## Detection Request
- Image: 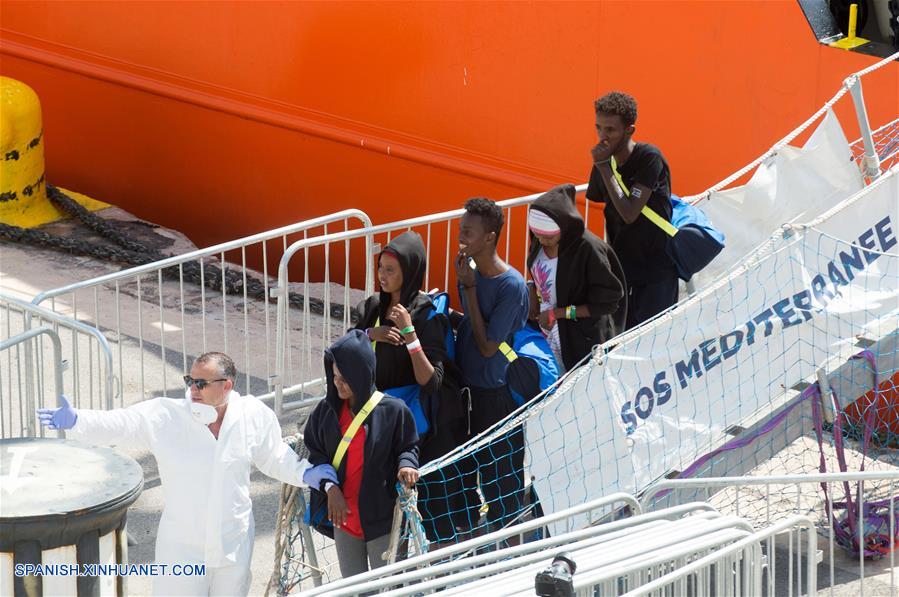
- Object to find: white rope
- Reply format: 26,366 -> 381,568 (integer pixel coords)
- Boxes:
383,485 -> 429,563
384,494 -> 405,564
850,49 -> 899,78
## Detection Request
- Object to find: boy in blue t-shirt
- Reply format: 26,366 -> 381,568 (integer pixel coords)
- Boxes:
454,197 -> 529,532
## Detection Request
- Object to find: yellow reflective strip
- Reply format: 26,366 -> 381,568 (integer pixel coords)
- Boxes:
610,156 -> 630,197
498,342 -> 518,362
612,157 -> 678,238
371,316 -> 379,350
641,206 -> 678,237
332,391 -> 384,469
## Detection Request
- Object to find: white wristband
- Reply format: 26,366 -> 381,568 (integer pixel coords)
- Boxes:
405,339 -> 422,353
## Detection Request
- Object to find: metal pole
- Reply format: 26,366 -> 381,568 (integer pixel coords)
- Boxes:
845,75 -> 881,180
273,282 -> 285,415
21,311 -> 36,436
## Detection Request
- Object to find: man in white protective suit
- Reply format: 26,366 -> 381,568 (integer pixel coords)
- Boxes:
37,351 -> 338,596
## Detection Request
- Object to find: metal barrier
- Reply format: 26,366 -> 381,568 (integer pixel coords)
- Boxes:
642,471 -> 899,596
1,293 -> 115,438
308,501 -> 815,596
272,184 -> 591,413
299,492 -> 647,596
434,513 -> 759,597
307,500 -> 766,597
620,515 -> 817,597
1,326 -> 63,439
28,210 -> 370,408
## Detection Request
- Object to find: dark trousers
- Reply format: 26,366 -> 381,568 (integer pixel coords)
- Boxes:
626,274 -> 679,330
417,416 -> 468,542
455,385 -> 526,530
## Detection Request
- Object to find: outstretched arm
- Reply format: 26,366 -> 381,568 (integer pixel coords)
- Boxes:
54,396 -> 152,450
252,406 -> 320,487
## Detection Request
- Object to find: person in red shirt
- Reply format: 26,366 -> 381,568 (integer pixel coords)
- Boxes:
303,330 -> 420,577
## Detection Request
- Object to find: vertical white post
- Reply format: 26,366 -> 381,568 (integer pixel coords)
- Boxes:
365,231 -> 375,297
845,75 -> 880,180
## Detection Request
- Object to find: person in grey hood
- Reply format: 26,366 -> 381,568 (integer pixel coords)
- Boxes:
303,330 -> 419,577
527,183 -> 627,372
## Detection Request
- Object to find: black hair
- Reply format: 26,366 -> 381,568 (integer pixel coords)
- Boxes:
463,197 -> 504,238
195,352 -> 237,381
594,91 -> 638,127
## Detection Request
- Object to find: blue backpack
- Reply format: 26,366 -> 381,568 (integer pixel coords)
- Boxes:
499,322 -> 560,407
665,194 -> 726,282
610,157 -> 724,282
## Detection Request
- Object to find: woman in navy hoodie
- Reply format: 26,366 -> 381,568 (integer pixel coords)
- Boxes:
303,330 -> 420,577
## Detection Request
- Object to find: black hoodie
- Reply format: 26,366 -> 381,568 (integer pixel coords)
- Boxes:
303,329 -> 419,540
526,184 -> 627,370
353,231 -> 464,450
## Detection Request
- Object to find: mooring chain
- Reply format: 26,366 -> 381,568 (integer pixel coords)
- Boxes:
0,184 -> 354,321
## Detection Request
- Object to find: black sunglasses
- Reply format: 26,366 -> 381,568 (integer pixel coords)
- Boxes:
183,375 -> 228,390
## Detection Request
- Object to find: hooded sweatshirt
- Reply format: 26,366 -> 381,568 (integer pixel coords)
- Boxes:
354,231 -> 464,448
527,184 -> 627,370
303,330 -> 419,540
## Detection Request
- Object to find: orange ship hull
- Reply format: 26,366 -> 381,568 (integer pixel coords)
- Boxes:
0,1 -> 896,253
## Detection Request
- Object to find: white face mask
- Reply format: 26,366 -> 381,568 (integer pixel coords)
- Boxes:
184,389 -> 228,426
190,401 -> 219,425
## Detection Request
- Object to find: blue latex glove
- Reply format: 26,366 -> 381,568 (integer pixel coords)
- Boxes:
303,463 -> 338,490
36,395 -> 78,430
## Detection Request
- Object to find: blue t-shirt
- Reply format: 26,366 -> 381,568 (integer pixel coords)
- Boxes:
455,267 -> 529,389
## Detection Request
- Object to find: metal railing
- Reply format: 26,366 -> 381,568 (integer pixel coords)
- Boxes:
621,515 -> 817,597
308,500 -> 767,597
642,471 -> 899,596
272,184 -> 591,413
28,210 -> 371,408
1,293 -> 115,438
434,514 -> 759,597
300,492 -> 647,596
0,326 -> 63,439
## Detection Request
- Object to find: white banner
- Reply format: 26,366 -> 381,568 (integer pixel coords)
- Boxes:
692,109 -> 864,291
528,170 -> 898,523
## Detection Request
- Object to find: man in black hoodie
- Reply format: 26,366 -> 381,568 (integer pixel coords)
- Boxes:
527,184 -> 627,371
303,330 -> 419,577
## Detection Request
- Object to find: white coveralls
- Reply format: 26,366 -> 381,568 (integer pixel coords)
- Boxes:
69,391 -> 310,596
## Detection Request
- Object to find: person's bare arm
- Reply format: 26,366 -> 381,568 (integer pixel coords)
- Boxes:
591,144 -> 651,224
455,251 -> 501,358
593,162 -> 651,224
388,303 -> 436,387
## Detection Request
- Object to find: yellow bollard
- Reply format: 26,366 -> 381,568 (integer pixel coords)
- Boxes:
829,3 -> 870,50
0,77 -> 108,228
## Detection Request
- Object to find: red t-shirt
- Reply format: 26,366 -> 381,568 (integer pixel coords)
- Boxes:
338,401 -> 366,538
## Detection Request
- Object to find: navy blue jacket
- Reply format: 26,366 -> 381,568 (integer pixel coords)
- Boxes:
303,330 -> 419,539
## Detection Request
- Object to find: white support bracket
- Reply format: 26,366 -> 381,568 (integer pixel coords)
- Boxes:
816,368 -> 835,424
